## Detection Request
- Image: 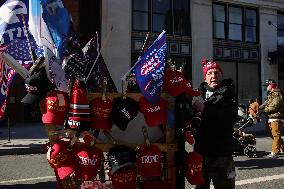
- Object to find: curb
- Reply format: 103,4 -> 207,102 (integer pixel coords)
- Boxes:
0,143 -> 45,155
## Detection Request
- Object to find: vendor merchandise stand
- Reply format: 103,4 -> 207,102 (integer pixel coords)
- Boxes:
87,92 -> 180,189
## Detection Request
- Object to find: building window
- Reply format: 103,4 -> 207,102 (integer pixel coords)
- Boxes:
213,4 -> 225,39
133,0 -> 149,31
277,13 -> 284,46
229,6 -> 242,41
132,0 -> 190,35
174,0 -> 190,35
152,0 -> 171,32
213,3 -> 258,43
245,9 -> 257,42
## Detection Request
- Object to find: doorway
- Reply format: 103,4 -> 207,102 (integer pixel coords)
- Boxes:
79,0 -> 101,45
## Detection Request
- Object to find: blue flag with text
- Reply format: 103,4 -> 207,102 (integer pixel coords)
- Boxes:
133,30 -> 167,105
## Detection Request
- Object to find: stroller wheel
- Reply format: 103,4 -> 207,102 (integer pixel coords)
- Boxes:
244,145 -> 256,158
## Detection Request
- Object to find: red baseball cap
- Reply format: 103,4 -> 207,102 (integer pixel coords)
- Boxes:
75,144 -> 103,181
90,97 -> 113,131
47,140 -> 77,180
109,165 -> 137,189
42,90 -> 69,125
139,97 -> 168,127
136,144 -> 163,177
164,70 -> 201,97
185,151 -> 204,185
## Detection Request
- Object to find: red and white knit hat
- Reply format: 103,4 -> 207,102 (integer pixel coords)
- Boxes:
201,58 -> 223,79
67,80 -> 91,131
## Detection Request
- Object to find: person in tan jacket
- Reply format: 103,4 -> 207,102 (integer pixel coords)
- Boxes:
259,79 -> 284,158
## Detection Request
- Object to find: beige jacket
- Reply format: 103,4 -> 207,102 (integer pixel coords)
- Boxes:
259,89 -> 284,119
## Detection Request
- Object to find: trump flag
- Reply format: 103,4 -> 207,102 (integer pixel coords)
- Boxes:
0,0 -> 34,119
133,30 -> 167,105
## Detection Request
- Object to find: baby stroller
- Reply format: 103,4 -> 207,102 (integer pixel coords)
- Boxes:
233,105 -> 257,158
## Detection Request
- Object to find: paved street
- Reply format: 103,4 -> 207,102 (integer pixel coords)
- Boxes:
0,136 -> 283,189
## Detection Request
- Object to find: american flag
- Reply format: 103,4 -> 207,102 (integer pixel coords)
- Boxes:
0,44 -> 16,118
133,30 -> 167,105
0,0 -> 34,119
5,38 -> 38,62
83,35 -> 117,93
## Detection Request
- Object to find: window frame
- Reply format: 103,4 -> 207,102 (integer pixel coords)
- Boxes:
213,2 -> 258,43
228,5 -> 243,41
152,0 -> 172,33
244,7 -> 258,43
277,11 -> 284,46
213,3 -> 227,39
132,0 -> 190,36
132,0 -> 151,31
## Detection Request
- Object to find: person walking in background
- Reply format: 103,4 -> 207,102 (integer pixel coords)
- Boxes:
192,58 -> 238,189
258,79 -> 284,158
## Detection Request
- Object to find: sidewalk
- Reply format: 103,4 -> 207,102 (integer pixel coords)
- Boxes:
0,120 -> 272,156
0,122 -> 48,155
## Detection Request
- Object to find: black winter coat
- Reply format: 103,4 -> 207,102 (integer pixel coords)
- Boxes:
194,79 -> 238,157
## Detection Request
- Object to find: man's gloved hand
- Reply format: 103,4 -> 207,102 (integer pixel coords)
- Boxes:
257,108 -> 265,114
259,104 -> 264,110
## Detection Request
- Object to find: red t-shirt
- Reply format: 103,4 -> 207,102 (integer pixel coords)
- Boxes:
136,144 -> 163,177
90,97 -> 113,130
75,144 -> 103,181
139,97 -> 168,127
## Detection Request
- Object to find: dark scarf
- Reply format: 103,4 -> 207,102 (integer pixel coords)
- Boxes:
199,79 -> 235,105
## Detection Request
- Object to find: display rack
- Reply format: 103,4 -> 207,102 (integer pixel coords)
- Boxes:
87,92 -> 178,189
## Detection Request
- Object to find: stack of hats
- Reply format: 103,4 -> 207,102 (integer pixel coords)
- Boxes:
21,67 -> 54,104
66,80 -> 91,132
47,140 -> 77,181
136,144 -> 163,177
89,97 -> 113,131
139,97 -> 168,127
110,96 -> 139,131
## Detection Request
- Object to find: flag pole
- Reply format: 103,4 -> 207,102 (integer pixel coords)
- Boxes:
121,32 -> 149,81
21,14 -> 35,64
85,26 -> 113,82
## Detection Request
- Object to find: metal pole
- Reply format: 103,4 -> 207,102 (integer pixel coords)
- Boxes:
7,117 -> 10,142
121,32 -> 150,81
21,14 -> 35,64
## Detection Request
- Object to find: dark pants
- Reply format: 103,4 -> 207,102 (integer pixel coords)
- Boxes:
195,156 -> 235,189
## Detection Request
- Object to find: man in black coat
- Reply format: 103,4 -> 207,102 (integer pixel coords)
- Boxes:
192,58 -> 238,189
